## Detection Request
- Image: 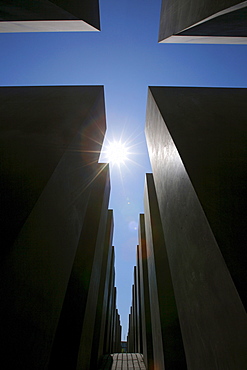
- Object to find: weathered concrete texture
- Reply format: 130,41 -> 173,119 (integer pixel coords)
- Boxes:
0,0 -> 100,32
138,215 -> 154,370
145,86 -> 247,369
159,0 -> 247,43
0,85 -> 119,369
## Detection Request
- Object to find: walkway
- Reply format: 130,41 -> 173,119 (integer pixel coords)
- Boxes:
99,353 -> 146,369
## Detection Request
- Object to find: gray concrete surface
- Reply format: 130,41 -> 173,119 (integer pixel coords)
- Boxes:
145,86 -> 247,369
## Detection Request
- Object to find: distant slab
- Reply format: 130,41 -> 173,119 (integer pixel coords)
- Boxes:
0,0 -> 100,32
159,0 -> 247,43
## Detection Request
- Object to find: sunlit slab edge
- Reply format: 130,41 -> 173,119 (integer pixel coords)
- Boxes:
0,20 -> 99,33
159,1 -> 247,44
159,35 -> 247,44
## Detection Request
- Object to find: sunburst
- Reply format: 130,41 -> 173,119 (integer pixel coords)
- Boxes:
104,140 -> 129,166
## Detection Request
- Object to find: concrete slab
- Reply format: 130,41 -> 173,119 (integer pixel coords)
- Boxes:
0,0 -> 100,32
137,215 -> 154,370
159,0 -> 247,43
0,85 -> 113,369
144,173 -> 187,369
145,86 -> 247,369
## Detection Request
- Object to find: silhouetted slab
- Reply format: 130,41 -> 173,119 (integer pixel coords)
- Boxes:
95,212 -> 114,365
0,85 -> 109,369
0,85 -> 105,257
138,215 -> 154,370
0,0 -> 100,32
135,248 -> 143,354
49,166 -> 111,370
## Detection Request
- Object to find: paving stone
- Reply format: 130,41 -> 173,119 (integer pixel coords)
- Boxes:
99,353 -> 146,369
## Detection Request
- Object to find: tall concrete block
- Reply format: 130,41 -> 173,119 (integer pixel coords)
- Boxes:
49,165 -> 110,369
111,287 -> 117,352
96,214 -> 114,363
131,259 -> 143,354
159,0 -> 247,43
136,247 -> 143,353
132,271 -> 138,351
144,173 -> 187,370
128,257 -> 146,356
138,214 -> 154,369
147,86 -> 247,310
0,85 -> 108,369
103,247 -> 115,354
89,210 -> 114,367
0,85 -> 105,258
117,315 -> 121,353
111,302 -> 117,353
128,307 -> 134,353
98,253 -> 121,356
113,310 -> 122,353
145,86 -> 247,369
0,0 -> 100,32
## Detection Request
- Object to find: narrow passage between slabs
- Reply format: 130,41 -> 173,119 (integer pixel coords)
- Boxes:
99,353 -> 146,369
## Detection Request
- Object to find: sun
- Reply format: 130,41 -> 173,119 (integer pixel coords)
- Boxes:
105,140 -> 129,165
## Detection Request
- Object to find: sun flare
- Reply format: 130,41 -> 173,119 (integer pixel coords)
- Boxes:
105,141 -> 129,165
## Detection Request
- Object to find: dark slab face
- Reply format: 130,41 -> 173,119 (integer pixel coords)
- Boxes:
0,85 -> 105,259
138,215 -> 154,370
0,0 -> 100,30
51,0 -> 100,28
0,85 -> 110,369
48,167 -> 111,370
179,6 -> 247,37
145,87 -> 247,369
159,0 -> 247,41
95,211 -> 114,364
0,0 -> 77,21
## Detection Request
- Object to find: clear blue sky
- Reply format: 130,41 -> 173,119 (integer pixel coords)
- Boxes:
1,0 -> 247,340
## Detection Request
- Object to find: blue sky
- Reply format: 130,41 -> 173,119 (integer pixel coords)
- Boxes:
1,0 -> 247,340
